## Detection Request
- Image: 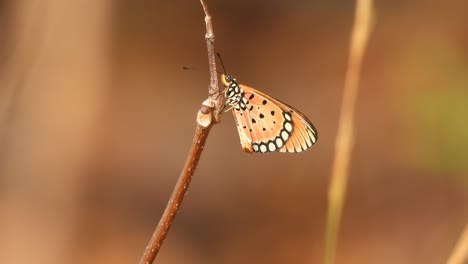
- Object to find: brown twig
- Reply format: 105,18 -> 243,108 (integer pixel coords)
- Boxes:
138,1 -> 221,263
323,0 -> 374,264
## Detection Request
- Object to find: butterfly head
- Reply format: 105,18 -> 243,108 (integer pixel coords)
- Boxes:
221,74 -> 236,87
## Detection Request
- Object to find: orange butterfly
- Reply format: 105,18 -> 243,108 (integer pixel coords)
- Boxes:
221,73 -> 318,153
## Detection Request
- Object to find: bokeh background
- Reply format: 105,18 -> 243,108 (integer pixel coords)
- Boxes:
0,0 -> 467,264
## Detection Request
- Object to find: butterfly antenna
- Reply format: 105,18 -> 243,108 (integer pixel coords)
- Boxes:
181,66 -> 197,70
217,52 -> 228,74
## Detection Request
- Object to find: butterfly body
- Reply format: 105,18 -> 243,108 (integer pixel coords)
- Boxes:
221,74 -> 317,153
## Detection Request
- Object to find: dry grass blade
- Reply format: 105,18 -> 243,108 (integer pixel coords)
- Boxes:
446,223 -> 468,264
323,0 -> 374,263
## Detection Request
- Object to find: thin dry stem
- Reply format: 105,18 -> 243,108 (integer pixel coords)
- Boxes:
323,1 -> 374,264
446,223 -> 468,264
138,1 -> 221,263
139,125 -> 212,264
200,0 -> 222,120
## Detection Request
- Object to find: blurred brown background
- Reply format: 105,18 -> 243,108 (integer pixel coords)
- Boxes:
0,0 -> 467,264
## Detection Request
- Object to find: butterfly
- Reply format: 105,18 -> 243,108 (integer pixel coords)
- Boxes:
221,73 -> 318,153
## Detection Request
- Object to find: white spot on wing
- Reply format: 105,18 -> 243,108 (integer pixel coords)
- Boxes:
284,112 -> 292,121
285,122 -> 293,132
260,144 -> 267,153
253,144 -> 259,152
268,142 -> 276,151
281,131 -> 289,141
276,138 -> 283,148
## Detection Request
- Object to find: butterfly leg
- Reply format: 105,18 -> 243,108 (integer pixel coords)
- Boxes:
223,105 -> 234,112
220,101 -> 235,112
220,102 -> 233,112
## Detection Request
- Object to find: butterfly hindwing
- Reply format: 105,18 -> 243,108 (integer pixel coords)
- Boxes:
233,84 -> 317,153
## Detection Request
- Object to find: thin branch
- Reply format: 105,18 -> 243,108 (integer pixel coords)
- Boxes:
446,223 -> 468,264
200,0 -> 222,119
323,1 -> 374,264
139,124 -> 212,264
138,1 -> 222,263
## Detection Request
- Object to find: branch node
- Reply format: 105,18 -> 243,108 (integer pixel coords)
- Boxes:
197,99 -> 214,127
205,32 -> 214,40
204,18 -> 214,40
